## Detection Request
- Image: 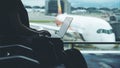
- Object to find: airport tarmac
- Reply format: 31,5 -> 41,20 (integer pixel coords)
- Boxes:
28,12 -> 55,21
83,53 -> 120,68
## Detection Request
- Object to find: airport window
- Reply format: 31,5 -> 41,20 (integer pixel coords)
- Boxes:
21,0 -> 120,48
21,0 -> 120,68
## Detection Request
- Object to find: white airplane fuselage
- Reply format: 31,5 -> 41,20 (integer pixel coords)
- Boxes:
56,14 -> 116,49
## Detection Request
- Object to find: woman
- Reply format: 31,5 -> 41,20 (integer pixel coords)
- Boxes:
0,0 -> 51,45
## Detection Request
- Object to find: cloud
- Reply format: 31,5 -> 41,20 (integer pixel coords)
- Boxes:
21,0 -> 119,8
82,0 -> 115,3
69,0 -> 119,3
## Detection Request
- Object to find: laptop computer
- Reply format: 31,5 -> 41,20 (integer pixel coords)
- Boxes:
51,17 -> 73,38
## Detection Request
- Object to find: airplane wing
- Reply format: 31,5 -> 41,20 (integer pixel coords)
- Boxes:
30,23 -> 59,31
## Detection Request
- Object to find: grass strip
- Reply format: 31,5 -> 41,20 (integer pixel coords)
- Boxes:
29,20 -> 54,23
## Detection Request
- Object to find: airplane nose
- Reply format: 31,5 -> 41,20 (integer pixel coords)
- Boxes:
93,34 -> 116,49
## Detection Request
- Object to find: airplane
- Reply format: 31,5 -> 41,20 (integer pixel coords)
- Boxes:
30,0 -> 116,49
55,13 -> 116,49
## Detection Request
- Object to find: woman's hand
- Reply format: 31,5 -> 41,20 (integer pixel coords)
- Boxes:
38,30 -> 51,37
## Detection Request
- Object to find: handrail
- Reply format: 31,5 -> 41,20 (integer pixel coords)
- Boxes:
63,41 -> 120,44
63,41 -> 120,49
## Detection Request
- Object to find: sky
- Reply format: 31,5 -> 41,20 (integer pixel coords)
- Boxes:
22,0 -> 120,8
22,0 -> 45,6
69,0 -> 120,8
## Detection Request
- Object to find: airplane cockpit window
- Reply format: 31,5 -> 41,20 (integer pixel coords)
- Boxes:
97,29 -> 113,34
21,0 -> 120,67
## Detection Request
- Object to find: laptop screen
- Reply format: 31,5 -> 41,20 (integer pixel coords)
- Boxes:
57,17 -> 73,38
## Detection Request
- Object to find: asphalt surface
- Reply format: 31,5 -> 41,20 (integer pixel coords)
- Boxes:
83,54 -> 120,68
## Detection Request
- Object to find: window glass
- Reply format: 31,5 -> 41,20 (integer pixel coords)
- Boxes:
21,0 -> 120,49
21,0 -> 120,68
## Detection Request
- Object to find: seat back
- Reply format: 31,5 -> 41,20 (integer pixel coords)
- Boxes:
0,44 -> 40,68
0,44 -> 33,57
64,49 -> 88,68
0,56 -> 39,68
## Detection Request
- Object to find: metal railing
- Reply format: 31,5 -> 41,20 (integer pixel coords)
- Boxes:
63,41 -> 120,49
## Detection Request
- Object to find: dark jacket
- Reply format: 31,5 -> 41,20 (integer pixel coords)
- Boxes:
0,0 -> 39,36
